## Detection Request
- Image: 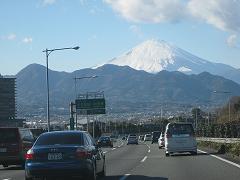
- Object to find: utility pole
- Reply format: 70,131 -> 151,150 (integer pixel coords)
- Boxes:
70,102 -> 75,130
195,109 -> 198,129
161,107 -> 163,121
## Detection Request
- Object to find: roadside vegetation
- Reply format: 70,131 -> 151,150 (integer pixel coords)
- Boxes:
197,141 -> 240,157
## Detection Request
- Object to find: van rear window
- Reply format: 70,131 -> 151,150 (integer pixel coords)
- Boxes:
168,124 -> 194,135
0,129 -> 19,143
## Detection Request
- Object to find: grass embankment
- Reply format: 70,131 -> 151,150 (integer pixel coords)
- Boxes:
197,141 -> 240,157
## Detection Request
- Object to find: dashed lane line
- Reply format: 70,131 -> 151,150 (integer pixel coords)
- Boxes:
141,156 -> 148,162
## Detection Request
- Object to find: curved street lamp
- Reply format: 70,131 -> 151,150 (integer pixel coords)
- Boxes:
43,46 -> 80,132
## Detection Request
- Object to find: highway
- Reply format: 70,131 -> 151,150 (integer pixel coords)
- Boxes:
1,140 -> 240,180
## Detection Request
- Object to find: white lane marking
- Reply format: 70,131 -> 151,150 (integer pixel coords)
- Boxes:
198,149 -> 240,169
119,174 -> 131,180
3,178 -> 12,180
103,151 -> 107,154
148,149 -> 150,153
112,148 -> 116,150
146,144 -> 150,149
141,156 -> 148,162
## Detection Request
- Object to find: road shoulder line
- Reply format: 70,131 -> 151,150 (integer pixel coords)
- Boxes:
198,149 -> 240,169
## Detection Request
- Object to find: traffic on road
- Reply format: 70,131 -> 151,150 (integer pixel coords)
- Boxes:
1,123 -> 240,180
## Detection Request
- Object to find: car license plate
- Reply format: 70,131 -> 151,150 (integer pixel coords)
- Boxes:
48,153 -> 62,160
0,148 -> 7,152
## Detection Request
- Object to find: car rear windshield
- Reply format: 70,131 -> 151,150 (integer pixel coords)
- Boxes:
168,124 -> 194,135
129,136 -> 136,138
35,133 -> 84,146
0,129 -> 19,143
100,136 -> 110,141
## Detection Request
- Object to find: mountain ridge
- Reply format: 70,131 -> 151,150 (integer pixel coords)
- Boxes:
16,63 -> 240,116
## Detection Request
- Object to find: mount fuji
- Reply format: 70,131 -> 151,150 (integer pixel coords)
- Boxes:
101,40 -> 240,84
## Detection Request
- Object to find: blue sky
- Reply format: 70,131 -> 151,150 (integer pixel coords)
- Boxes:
0,0 -> 240,75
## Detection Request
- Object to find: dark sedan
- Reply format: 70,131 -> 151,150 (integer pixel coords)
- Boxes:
25,131 -> 105,180
97,136 -> 113,148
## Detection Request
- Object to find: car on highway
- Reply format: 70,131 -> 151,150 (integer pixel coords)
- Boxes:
97,136 -> 113,147
158,132 -> 165,149
0,127 -> 34,168
144,134 -> 152,141
151,131 -> 161,144
164,123 -> 197,156
127,134 -> 138,145
25,131 -> 105,180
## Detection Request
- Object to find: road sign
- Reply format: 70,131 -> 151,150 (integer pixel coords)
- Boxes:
75,98 -> 106,115
77,109 -> 106,115
75,99 -> 105,109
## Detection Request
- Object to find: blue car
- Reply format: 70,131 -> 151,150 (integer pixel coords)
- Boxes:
25,131 -> 105,180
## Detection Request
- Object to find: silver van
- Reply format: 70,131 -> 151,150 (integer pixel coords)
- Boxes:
164,123 -> 197,156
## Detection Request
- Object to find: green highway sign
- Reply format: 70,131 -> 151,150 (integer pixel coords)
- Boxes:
75,98 -> 106,115
77,109 -> 106,115
75,99 -> 105,109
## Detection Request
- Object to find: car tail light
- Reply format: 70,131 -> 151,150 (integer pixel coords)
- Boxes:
76,148 -> 91,159
25,149 -> 34,160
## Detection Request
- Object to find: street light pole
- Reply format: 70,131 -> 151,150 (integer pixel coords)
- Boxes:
45,49 -> 50,132
43,46 -> 79,132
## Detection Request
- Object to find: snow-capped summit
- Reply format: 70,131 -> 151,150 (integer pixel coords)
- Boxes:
96,39 -> 240,84
105,39 -> 214,74
109,40 -> 175,73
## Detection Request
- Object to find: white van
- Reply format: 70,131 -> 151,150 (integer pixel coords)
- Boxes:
164,123 -> 197,156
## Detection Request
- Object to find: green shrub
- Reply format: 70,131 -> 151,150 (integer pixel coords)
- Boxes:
198,141 -> 240,157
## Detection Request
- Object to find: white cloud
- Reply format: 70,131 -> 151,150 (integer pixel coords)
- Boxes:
104,0 -> 187,23
129,25 -> 143,38
7,33 -> 16,40
42,0 -> 56,6
1,33 -> 17,40
22,37 -> 33,44
188,0 -> 240,32
104,0 -> 240,33
227,34 -> 238,47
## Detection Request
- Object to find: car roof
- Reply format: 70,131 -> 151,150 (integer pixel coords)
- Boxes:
41,130 -> 85,136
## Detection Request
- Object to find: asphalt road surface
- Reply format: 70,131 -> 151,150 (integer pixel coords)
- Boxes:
1,140 -> 240,180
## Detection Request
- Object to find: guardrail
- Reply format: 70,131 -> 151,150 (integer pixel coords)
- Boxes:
197,137 -> 240,144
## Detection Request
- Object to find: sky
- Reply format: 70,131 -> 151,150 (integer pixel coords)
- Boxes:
0,0 -> 240,75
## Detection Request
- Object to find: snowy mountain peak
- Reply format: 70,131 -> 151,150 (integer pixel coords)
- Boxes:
108,39 -> 176,73
93,39 -> 240,84
100,39 -> 218,74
